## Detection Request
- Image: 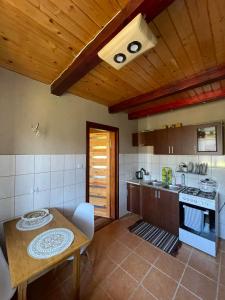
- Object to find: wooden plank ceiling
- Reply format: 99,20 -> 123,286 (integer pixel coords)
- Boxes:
1,0 -> 225,118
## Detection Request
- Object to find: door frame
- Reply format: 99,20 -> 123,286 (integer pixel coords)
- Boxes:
86,121 -> 119,219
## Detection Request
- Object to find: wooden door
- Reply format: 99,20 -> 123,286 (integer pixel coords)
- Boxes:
89,131 -> 111,217
153,129 -> 168,154
181,125 -> 197,155
168,127 -> 182,154
141,186 -> 158,225
127,184 -> 140,215
158,190 -> 179,235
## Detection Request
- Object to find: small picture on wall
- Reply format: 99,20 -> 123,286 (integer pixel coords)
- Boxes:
197,126 -> 217,152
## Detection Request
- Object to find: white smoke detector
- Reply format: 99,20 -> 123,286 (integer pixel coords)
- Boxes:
98,13 -> 157,70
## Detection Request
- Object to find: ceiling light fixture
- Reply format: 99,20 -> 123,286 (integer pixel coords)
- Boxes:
98,14 -> 157,70
127,41 -> 142,53
114,53 -> 126,63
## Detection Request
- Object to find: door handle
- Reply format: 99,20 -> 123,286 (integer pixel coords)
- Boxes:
155,190 -> 157,198
169,146 -> 170,154
172,146 -> 174,154
158,191 -> 160,198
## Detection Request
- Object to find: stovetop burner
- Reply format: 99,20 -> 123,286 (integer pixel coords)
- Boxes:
181,187 -> 216,200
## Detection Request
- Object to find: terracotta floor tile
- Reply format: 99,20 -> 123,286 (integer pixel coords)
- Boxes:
220,266 -> 225,286
135,241 -> 161,264
188,250 -> 219,281
107,240 -> 131,264
130,286 -> 156,300
91,255 -> 117,283
118,231 -> 142,250
221,251 -> 225,267
192,248 -> 221,264
174,286 -> 200,300
142,267 -> 177,300
218,284 -> 225,300
175,245 -> 192,264
181,266 -> 217,300
219,238 -> 225,252
155,252 -> 185,282
121,253 -> 151,282
102,267 -> 139,300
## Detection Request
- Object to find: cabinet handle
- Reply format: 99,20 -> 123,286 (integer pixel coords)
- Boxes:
158,191 -> 160,198
155,190 -> 157,198
172,146 -> 174,154
169,146 -> 171,154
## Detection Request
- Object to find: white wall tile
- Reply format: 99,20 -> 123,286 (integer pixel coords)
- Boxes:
64,185 -> 76,202
0,197 -> 14,221
51,155 -> 65,171
15,174 -> 34,196
50,188 -> 63,207
51,171 -> 64,189
76,169 -> 85,184
35,155 -> 50,173
34,172 -> 50,191
0,176 -> 14,199
0,155 -> 15,176
16,155 -> 34,175
65,155 -> 76,170
63,200 -> 76,216
76,154 -> 86,169
15,194 -> 33,216
34,190 -> 50,209
64,170 -> 76,186
212,156 -> 225,168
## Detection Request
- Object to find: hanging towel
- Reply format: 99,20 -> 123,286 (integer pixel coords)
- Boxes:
183,205 -> 204,232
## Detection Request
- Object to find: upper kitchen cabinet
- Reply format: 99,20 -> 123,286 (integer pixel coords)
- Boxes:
181,125 -> 197,155
196,122 -> 224,155
154,127 -> 182,155
153,129 -> 168,154
132,131 -> 154,147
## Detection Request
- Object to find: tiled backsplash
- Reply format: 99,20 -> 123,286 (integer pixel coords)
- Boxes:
138,154 -> 225,239
0,154 -> 136,224
0,154 -> 86,222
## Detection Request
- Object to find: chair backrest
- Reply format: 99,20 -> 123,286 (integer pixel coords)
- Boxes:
72,203 -> 94,253
0,247 -> 16,300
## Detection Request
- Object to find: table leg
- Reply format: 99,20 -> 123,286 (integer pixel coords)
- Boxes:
73,250 -> 80,300
18,281 -> 27,300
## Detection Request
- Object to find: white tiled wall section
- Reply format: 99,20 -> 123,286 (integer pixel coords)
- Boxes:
138,154 -> 225,239
0,155 -> 86,221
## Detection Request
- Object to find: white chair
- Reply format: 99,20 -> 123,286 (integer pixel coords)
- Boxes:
0,247 -> 16,300
71,203 -> 95,255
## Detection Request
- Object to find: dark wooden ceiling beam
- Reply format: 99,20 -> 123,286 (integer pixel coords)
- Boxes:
51,0 -> 174,96
128,88 -> 225,119
109,64 -> 225,113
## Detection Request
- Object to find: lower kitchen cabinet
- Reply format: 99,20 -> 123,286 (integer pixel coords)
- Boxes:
140,185 -> 179,235
127,183 -> 140,215
158,189 -> 179,235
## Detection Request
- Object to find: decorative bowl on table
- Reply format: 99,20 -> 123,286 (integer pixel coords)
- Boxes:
22,209 -> 49,225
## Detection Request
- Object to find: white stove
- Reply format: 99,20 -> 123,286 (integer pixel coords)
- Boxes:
179,186 -> 218,257
179,187 -> 216,210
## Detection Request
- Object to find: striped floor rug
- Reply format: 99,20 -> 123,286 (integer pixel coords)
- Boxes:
128,220 -> 180,255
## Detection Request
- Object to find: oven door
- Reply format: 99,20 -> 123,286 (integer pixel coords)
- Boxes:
179,201 -> 216,241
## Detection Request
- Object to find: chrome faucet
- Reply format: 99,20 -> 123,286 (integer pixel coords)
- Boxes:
181,173 -> 186,186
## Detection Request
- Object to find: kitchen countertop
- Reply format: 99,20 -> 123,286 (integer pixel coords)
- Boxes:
126,179 -> 185,194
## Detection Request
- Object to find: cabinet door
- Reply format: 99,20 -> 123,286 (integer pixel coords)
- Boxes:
153,129 -> 168,154
158,190 -> 179,235
141,186 -> 158,225
181,125 -> 197,155
168,128 -> 182,154
127,184 -> 140,215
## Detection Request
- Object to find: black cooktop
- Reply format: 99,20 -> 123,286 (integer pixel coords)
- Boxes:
181,187 -> 216,200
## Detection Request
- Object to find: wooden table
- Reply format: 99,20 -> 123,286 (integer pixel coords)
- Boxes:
4,208 -> 90,300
